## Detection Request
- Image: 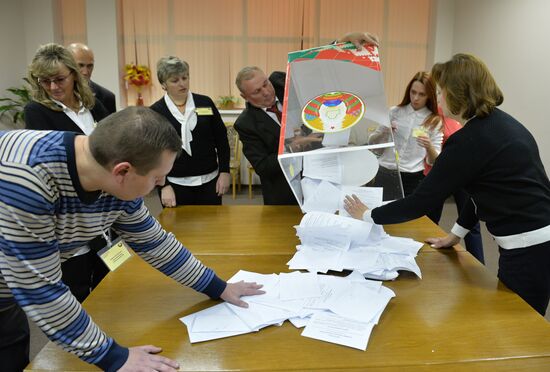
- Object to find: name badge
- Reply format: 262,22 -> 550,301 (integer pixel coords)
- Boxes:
195,107 -> 214,116
412,127 -> 427,138
97,238 -> 132,271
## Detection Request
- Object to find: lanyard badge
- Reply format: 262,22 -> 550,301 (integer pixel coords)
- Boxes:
97,231 -> 132,271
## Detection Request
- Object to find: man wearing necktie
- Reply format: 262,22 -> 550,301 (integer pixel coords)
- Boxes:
234,67 -> 299,205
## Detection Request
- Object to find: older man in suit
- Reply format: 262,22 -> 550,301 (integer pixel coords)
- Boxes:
234,68 -> 304,205
68,43 -> 116,114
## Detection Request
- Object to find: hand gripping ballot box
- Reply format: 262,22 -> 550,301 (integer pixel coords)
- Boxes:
278,43 -> 403,213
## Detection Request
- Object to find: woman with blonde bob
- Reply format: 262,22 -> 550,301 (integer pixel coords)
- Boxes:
25,43 -> 108,131
24,43 -> 110,303
345,53 -> 550,316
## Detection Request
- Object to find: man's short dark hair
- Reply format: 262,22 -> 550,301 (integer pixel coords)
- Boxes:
89,107 -> 182,175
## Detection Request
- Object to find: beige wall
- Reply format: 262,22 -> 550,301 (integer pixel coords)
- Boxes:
0,1 -> 26,92
86,0 -> 120,108
22,0 -> 56,66
429,0 -> 455,64
0,0 -> 56,128
450,0 -> 550,169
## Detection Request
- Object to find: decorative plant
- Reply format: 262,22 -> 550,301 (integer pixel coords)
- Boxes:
124,63 -> 151,105
123,63 -> 151,89
217,95 -> 239,109
0,78 -> 31,124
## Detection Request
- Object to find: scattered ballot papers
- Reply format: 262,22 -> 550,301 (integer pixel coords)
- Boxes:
180,270 -> 395,350
288,211 -> 423,280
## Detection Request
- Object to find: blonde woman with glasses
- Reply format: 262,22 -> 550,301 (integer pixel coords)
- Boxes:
23,43 -> 110,303
25,43 -> 109,133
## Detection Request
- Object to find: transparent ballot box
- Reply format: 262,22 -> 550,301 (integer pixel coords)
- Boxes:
278,43 -> 403,212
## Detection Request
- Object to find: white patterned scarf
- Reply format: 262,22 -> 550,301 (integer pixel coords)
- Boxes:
164,91 -> 197,156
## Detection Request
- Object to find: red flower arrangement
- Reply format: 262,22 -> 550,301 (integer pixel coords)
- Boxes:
124,63 -> 151,105
124,63 -> 151,88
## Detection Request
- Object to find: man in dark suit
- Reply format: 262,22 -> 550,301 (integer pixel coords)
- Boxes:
68,43 -> 116,114
235,68 -> 306,205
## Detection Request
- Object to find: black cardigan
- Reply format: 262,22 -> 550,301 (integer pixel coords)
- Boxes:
150,93 -> 230,177
372,108 -> 550,237
24,100 -> 109,133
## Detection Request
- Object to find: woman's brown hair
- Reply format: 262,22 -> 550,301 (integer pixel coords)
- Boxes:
397,71 -> 440,130
431,53 -> 503,119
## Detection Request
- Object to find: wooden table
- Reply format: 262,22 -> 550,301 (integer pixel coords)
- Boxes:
27,206 -> 550,371
156,205 -> 303,255
156,205 -> 465,255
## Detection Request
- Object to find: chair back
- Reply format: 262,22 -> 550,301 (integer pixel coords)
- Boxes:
226,123 -> 241,163
226,122 -> 242,199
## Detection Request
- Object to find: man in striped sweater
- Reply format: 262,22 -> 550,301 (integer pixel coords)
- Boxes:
0,107 -> 263,372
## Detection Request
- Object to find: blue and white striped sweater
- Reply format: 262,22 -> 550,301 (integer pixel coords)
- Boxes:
0,130 -> 225,370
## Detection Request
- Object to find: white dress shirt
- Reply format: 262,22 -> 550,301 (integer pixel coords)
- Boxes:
371,104 -> 442,173
54,99 -> 95,135
164,92 -> 218,186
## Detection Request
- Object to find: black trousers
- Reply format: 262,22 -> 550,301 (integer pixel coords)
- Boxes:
0,303 -> 29,372
170,176 -> 222,206
498,240 -> 550,316
61,242 -> 109,303
370,166 -> 403,201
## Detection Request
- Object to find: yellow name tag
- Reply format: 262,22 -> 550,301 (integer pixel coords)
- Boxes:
412,127 -> 427,138
195,107 -> 214,116
98,239 -> 132,271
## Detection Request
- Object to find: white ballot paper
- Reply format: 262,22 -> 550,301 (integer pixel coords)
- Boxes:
228,270 -> 280,301
279,271 -> 322,300
290,211 -> 423,280
287,245 -> 344,273
302,275 -> 353,310
297,211 -> 374,245
180,303 -> 252,343
180,269 -> 394,350
338,186 -> 383,217
300,176 -> 321,201
301,311 -> 375,351
378,254 -> 422,279
226,301 -> 293,331
302,179 -> 341,213
322,130 -> 351,147
328,285 -> 395,324
302,152 -> 342,184
296,226 -> 351,251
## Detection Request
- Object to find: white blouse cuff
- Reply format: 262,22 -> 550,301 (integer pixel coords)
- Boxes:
362,210 -> 375,224
451,223 -> 469,238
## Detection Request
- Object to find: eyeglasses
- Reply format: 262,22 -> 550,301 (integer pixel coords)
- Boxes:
37,72 -> 72,88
